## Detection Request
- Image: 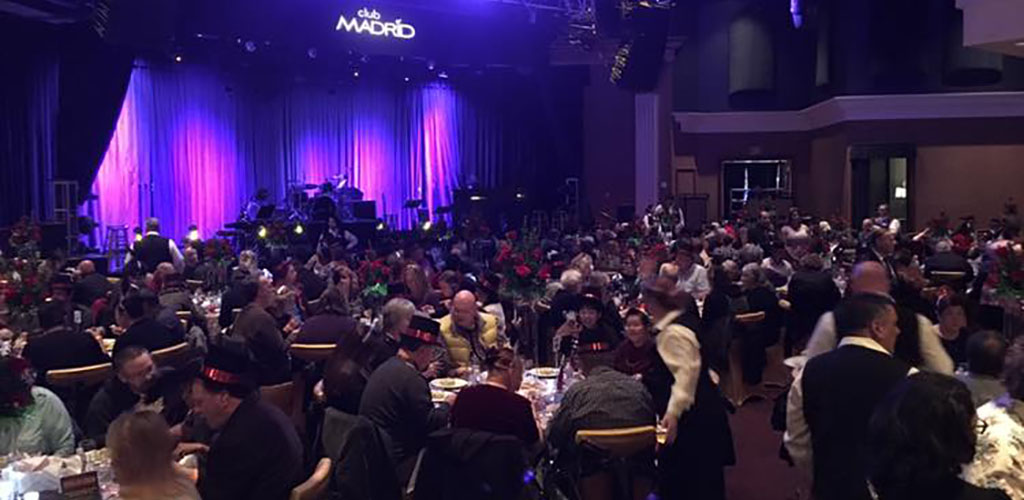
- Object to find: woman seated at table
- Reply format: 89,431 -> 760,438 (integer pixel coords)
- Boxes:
107,411 -> 200,500
0,357 -> 74,456
451,347 -> 539,446
613,308 -> 658,376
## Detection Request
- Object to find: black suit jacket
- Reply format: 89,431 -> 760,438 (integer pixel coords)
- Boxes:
787,270 -> 841,346
24,328 -> 110,378
113,317 -> 183,357
72,274 -> 112,308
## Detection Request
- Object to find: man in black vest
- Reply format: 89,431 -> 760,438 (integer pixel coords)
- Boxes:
785,293 -> 912,500
126,218 -> 183,274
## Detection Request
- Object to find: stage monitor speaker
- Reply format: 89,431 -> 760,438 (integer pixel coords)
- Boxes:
610,2 -> 670,92
352,201 -> 377,220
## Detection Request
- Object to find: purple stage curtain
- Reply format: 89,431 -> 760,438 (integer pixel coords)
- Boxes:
93,60 -> 506,243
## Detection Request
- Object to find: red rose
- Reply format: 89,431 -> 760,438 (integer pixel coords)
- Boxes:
512,254 -> 525,266
515,265 -> 531,278
381,266 -> 391,276
532,248 -> 543,260
537,265 -> 551,281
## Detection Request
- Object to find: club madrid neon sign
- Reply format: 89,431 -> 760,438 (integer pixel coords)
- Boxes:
335,7 -> 416,40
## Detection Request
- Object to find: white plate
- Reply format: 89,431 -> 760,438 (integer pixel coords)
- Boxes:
429,378 -> 469,391
527,367 -> 560,379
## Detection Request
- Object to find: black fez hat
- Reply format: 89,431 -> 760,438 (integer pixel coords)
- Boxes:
403,314 -> 441,345
199,342 -> 255,389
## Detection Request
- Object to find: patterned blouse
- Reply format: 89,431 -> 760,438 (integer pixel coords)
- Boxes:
963,396 -> 1024,500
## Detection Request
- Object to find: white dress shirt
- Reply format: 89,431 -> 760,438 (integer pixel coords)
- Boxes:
653,310 -> 702,420
803,310 -> 953,374
784,336 -> 916,477
676,264 -> 710,299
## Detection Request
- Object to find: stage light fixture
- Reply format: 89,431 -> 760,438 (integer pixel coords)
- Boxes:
353,70 -> 360,78
438,71 -> 449,79
244,40 -> 257,53
421,221 -> 433,231
134,228 -> 143,242
187,225 -> 200,242
427,60 -> 436,71
293,223 -> 304,235
515,192 -> 526,200
257,226 -> 268,239
307,48 -> 318,59
174,54 -> 183,63
403,76 -> 410,82
376,221 -> 386,231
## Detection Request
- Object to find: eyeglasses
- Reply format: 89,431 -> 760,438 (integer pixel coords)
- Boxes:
974,419 -> 989,435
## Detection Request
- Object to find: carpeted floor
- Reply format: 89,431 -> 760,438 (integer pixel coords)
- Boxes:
723,398 -> 807,500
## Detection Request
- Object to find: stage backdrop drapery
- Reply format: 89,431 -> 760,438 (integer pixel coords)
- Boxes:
93,61 -> 548,243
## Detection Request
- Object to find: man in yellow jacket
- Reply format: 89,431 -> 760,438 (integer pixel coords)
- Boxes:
439,291 -> 506,375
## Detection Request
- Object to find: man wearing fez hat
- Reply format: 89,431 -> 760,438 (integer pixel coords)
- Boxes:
359,313 -> 452,484
180,343 -> 303,500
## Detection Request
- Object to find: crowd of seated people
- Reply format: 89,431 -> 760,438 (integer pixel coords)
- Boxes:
0,198 -> 1021,500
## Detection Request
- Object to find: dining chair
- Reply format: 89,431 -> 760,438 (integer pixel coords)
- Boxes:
290,457 -> 332,500
289,343 -> 337,363
722,311 -> 768,407
152,342 -> 193,368
46,362 -> 114,388
574,426 -> 657,500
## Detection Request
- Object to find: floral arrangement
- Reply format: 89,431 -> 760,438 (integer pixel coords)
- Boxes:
494,231 -> 551,301
357,259 -> 392,306
7,217 -> 41,259
987,241 -> 1024,300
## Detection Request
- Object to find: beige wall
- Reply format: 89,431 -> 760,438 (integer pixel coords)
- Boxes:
915,145 -> 1024,228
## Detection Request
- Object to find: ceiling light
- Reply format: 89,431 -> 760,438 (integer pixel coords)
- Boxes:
1015,41 -> 1024,47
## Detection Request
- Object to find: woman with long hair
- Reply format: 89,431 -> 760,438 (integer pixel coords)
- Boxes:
107,411 -> 200,500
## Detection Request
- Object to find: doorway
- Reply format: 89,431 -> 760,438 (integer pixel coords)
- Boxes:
721,159 -> 792,219
850,145 -> 915,230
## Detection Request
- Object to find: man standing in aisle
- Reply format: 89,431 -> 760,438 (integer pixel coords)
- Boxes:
126,218 -> 184,274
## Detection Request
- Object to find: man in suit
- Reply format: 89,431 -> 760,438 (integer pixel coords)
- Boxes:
112,289 -> 183,357
71,260 -> 112,309
126,217 -> 184,274
786,294 -> 913,500
858,228 -> 896,281
229,276 -> 291,385
23,301 -> 109,380
786,254 -> 841,355
924,239 -> 974,289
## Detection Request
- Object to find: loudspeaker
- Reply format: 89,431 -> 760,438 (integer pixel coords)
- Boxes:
609,2 -> 670,92
352,201 -> 377,220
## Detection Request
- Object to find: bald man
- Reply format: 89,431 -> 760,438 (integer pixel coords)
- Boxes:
72,260 -> 113,308
803,261 -> 952,373
437,290 -> 505,374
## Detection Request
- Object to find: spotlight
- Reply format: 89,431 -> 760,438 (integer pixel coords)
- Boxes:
427,60 -> 436,71
293,223 -> 304,235
403,76 -> 410,82
174,54 -> 183,63
421,221 -> 433,231
438,71 -> 449,79
353,70 -> 360,78
376,221 -> 387,231
133,228 -> 143,242
469,195 -> 485,202
187,225 -> 200,242
307,47 -> 318,59
515,192 -> 526,200
257,226 -> 268,239
244,40 -> 257,53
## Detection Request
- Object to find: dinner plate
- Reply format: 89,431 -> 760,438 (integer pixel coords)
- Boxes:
430,378 -> 469,391
527,367 -> 560,379
431,390 -> 455,404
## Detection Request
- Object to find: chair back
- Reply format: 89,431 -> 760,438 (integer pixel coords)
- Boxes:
734,311 -> 766,325
46,363 -> 114,388
185,279 -> 203,291
575,426 -> 656,458
290,457 -> 332,500
290,343 -> 336,363
152,342 -> 193,368
260,381 -> 297,418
